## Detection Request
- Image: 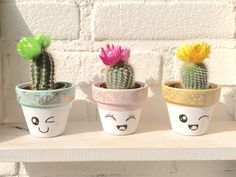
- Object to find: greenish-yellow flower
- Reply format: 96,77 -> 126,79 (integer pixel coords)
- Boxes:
17,37 -> 41,60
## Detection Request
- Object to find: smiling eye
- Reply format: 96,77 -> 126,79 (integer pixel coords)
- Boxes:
179,114 -> 188,123
126,114 -> 136,121
45,116 -> 55,123
105,113 -> 116,121
31,117 -> 39,125
199,115 -> 209,120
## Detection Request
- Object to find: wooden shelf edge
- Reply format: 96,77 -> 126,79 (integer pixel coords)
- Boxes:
0,121 -> 236,162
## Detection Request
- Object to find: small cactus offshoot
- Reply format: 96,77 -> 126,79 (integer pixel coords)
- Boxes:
177,42 -> 211,90
99,44 -> 134,89
17,34 -> 54,90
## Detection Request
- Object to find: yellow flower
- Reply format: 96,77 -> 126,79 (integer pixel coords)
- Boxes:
177,42 -> 211,63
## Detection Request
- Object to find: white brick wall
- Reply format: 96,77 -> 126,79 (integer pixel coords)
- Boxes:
0,2 -> 79,40
92,2 -> 235,40
0,162 -> 18,176
1,0 -> 236,176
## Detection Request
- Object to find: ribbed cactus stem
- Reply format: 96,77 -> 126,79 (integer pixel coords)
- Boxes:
31,50 -> 55,90
180,62 -> 208,89
106,61 -> 134,89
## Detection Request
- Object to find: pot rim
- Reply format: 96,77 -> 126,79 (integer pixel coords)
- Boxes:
15,81 -> 74,93
15,81 -> 75,108
162,80 -> 220,93
162,80 -> 221,107
92,81 -> 148,107
92,81 -> 148,92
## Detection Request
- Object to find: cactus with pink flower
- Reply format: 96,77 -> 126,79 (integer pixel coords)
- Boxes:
99,44 -> 134,89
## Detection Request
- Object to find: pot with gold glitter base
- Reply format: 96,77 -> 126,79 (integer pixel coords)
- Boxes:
162,42 -> 221,136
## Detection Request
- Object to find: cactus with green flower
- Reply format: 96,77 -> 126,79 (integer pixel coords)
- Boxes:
99,44 -> 134,89
177,42 -> 211,90
17,34 -> 54,90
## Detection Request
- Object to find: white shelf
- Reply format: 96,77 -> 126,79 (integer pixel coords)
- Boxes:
0,121 -> 236,162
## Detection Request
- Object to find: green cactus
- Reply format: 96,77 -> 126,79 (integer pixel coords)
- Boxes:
177,42 -> 211,90
17,34 -> 54,90
31,51 -> 54,90
106,62 -> 134,89
180,62 -> 208,89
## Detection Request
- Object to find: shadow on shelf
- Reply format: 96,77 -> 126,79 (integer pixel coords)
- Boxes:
0,123 -> 29,143
206,121 -> 236,135
63,121 -> 103,136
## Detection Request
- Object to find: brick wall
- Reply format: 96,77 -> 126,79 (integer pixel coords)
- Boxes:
0,0 -> 236,176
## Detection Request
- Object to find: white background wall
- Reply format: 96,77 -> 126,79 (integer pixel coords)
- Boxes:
0,0 -> 236,176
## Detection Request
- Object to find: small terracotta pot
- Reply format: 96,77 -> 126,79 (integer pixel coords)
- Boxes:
92,82 -> 148,135
162,81 -> 221,136
15,82 -> 75,138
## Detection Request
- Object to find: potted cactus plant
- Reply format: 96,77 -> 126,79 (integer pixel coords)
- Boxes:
162,42 -> 221,136
15,34 -> 75,138
92,44 -> 148,135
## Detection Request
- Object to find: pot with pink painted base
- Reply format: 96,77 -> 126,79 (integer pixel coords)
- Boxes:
92,81 -> 148,135
92,44 -> 148,135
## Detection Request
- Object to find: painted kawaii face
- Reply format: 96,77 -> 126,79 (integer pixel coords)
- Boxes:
98,108 -> 142,135
31,116 -> 55,133
105,112 -> 136,131
179,114 -> 209,131
166,103 -> 214,135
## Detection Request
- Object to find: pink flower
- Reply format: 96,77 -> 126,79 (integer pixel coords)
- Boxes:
99,44 -> 130,66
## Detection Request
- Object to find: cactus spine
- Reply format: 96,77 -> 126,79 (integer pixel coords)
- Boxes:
99,44 -> 134,89
180,62 -> 208,89
17,34 -> 54,90
31,51 -> 55,90
106,61 -> 134,89
177,42 -> 211,90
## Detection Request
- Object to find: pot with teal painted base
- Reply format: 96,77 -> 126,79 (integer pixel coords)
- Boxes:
15,34 -> 75,137
15,82 -> 75,138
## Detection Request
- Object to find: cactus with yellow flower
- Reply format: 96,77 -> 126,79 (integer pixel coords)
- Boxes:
162,41 -> 221,136
177,42 -> 211,89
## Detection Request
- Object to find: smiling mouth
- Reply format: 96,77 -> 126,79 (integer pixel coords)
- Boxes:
188,124 -> 199,131
38,127 -> 49,133
116,124 -> 128,131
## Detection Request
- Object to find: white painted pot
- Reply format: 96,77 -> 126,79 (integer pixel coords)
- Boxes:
162,81 -> 221,136
167,103 -> 214,136
22,104 -> 71,138
15,82 -> 75,138
92,82 -> 148,135
98,108 -> 142,135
